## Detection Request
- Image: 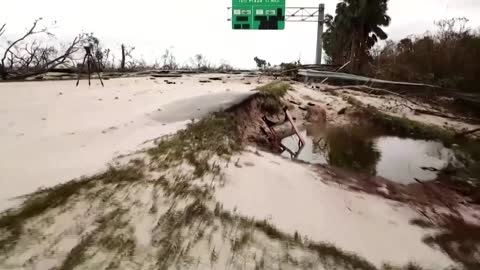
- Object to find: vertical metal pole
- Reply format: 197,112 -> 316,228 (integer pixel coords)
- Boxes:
315,4 -> 325,65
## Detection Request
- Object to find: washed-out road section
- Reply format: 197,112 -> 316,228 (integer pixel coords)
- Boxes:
0,74 -> 258,212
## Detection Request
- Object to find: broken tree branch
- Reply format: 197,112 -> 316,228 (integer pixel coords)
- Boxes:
6,34 -> 84,80
326,84 -> 422,107
1,19 -> 46,68
327,84 -> 407,97
0,23 -> 5,37
413,109 -> 480,124
326,85 -> 480,124
455,128 -> 480,137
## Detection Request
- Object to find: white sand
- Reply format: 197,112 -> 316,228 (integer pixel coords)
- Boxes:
215,149 -> 455,268
0,74 -> 258,212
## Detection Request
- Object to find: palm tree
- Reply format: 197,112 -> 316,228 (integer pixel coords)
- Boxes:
324,0 -> 391,72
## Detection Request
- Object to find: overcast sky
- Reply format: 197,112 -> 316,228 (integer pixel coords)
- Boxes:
2,0 -> 480,68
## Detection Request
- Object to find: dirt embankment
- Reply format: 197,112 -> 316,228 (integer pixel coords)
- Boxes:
226,80 -> 480,270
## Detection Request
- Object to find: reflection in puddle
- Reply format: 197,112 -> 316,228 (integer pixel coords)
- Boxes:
281,131 -> 327,164
281,126 -> 455,184
375,137 -> 454,184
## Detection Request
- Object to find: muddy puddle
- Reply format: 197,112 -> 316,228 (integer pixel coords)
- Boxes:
281,126 -> 455,184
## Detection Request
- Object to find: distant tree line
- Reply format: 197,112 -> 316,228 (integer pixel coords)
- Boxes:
323,1 -> 480,93
0,19 -> 234,80
371,18 -> 480,92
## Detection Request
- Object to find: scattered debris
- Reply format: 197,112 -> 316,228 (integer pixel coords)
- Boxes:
455,128 -> 480,138
289,99 -> 301,105
235,158 -> 242,168
151,74 -> 182,78
261,107 -> 305,157
305,106 -> 327,124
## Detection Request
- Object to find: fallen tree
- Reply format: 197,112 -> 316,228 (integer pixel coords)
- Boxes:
325,84 -> 480,124
0,18 -> 86,80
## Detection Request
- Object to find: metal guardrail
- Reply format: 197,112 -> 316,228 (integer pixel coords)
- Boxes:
298,69 -> 437,88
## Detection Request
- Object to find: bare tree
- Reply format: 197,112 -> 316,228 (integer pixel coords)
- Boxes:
84,33 -> 111,70
101,48 -> 110,69
0,19 -> 86,80
191,54 -> 211,70
217,59 -> 233,72
161,48 -> 178,70
121,44 -> 125,70
120,44 -> 135,71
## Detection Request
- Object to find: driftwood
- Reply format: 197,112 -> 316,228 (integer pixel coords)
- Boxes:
326,85 -> 480,124
455,128 -> 480,137
326,85 -> 422,107
300,69 -> 438,88
413,109 -> 479,124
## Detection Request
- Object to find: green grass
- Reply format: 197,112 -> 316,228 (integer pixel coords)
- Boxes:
256,81 -> 290,98
59,231 -> 96,270
213,205 -> 430,270
148,113 -> 242,177
231,231 -> 252,253
0,166 -> 143,250
58,209 -> 126,270
351,103 -> 456,144
156,175 -> 210,200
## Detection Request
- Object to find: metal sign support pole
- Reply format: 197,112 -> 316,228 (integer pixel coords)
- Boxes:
315,4 -> 325,65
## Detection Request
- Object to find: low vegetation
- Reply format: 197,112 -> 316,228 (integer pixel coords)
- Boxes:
345,96 -> 456,143
147,112 -> 242,177
0,81 -> 468,269
256,80 -> 290,98
372,18 -> 480,93
0,166 -> 143,250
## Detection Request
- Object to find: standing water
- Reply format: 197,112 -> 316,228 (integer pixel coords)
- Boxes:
281,127 -> 455,184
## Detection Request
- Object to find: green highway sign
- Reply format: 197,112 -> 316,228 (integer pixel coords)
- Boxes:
232,0 -> 286,30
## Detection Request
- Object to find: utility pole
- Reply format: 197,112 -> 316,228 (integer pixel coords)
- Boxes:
316,4 -> 325,65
